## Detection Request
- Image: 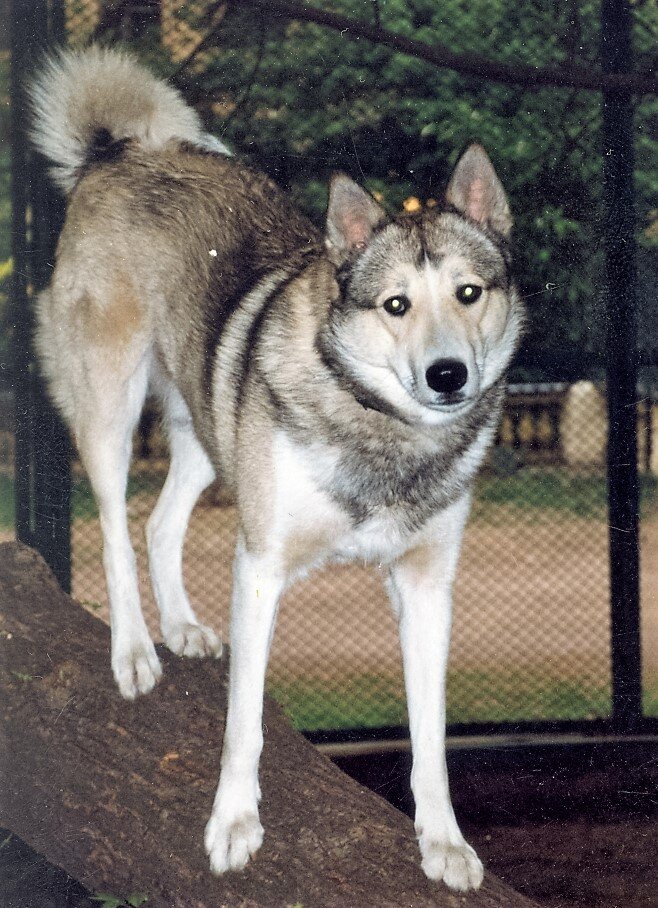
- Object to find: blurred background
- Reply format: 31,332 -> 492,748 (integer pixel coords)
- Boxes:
1,0 -> 657,738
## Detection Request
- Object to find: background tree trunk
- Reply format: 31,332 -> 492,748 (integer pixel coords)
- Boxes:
0,542 -> 538,908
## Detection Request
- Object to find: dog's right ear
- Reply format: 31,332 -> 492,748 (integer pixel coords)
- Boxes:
445,144 -> 512,238
325,173 -> 386,266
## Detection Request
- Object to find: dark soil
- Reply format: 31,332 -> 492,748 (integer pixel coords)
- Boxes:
2,739 -> 656,907
334,739 -> 658,908
459,748 -> 658,908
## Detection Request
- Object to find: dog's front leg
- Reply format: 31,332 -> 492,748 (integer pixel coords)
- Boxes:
205,535 -> 283,873
388,494 -> 483,892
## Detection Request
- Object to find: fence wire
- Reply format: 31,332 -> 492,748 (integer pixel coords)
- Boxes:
62,381 -> 658,731
3,1 -> 657,734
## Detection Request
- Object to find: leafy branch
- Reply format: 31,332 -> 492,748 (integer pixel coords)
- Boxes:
176,0 -> 658,95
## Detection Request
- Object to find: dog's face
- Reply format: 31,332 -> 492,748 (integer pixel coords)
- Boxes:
322,145 -> 523,426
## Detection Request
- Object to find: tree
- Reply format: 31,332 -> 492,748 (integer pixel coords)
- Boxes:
0,542 -> 537,908
18,1 -> 658,372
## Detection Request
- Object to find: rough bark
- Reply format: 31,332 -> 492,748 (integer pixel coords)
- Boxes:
0,542 -> 538,908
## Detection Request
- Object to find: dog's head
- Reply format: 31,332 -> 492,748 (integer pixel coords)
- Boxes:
320,145 -> 524,426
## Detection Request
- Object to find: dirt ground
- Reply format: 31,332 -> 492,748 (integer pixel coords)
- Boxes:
335,741 -> 658,908
3,461 -> 655,724
69,482 -> 658,714
455,745 -> 658,908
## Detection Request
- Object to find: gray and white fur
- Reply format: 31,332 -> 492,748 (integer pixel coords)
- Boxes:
29,47 -> 524,893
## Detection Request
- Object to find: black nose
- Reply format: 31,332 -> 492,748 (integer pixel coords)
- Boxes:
425,359 -> 468,394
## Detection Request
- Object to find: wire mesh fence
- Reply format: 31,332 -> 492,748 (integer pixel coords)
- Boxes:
58,381 -> 657,731
3,0 -> 658,735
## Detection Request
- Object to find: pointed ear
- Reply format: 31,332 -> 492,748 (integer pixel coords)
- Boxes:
445,144 -> 512,237
325,173 -> 386,266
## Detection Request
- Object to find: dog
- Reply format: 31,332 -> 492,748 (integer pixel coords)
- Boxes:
29,46 -> 523,892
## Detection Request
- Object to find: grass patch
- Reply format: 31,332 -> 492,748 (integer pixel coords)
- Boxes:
473,468 -> 658,521
267,669 -> 613,732
643,679 -> 658,718
71,474 -> 163,522
267,674 -> 407,731
91,894 -> 148,908
2,465 -> 656,531
0,473 -> 14,529
445,670 -> 611,725
0,473 -> 164,530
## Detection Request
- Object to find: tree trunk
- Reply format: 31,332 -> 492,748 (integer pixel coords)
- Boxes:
0,542 -> 538,908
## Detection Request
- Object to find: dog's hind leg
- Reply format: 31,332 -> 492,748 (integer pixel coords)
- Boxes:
146,382 -> 222,659
388,494 -> 484,892
75,355 -> 162,700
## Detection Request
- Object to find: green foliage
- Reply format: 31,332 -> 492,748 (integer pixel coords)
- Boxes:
161,0 -> 658,374
91,894 -> 148,908
4,5 -> 658,373
90,896 -> 126,908
150,0 -> 658,377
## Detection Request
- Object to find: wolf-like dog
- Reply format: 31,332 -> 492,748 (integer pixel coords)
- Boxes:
29,47 -> 524,892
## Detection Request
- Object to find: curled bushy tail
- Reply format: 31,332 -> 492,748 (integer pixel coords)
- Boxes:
29,45 -> 228,194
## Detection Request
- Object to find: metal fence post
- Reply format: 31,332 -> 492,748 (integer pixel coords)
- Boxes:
10,0 -> 71,591
9,0 -> 33,547
600,0 -> 643,729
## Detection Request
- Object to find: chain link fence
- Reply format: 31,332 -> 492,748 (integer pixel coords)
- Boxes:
59,379 -> 658,731
3,0 -> 657,733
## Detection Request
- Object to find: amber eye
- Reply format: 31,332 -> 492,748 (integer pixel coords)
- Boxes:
456,284 -> 483,304
383,295 -> 410,316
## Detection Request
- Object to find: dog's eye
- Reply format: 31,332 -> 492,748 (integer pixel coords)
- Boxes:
456,284 -> 483,304
383,295 -> 410,316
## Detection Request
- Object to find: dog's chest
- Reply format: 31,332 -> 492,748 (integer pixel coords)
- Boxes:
271,432 -> 466,572
327,421 -> 484,534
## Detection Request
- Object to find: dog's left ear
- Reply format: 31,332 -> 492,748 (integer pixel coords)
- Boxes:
445,144 -> 512,237
325,173 -> 386,266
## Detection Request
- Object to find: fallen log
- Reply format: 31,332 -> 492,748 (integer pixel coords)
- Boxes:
0,542 -> 538,907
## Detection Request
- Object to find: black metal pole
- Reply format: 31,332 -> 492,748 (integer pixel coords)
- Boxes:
600,0 -> 642,729
10,0 -> 71,591
9,0 -> 35,546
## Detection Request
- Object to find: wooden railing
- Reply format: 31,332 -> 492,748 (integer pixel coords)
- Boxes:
499,383 -> 568,462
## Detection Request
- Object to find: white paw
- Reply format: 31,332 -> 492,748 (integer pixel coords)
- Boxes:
420,837 -> 484,891
164,622 -> 222,659
113,639 -> 162,700
205,809 -> 263,874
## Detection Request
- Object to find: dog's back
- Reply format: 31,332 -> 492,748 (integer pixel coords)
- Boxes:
31,48 -> 322,464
